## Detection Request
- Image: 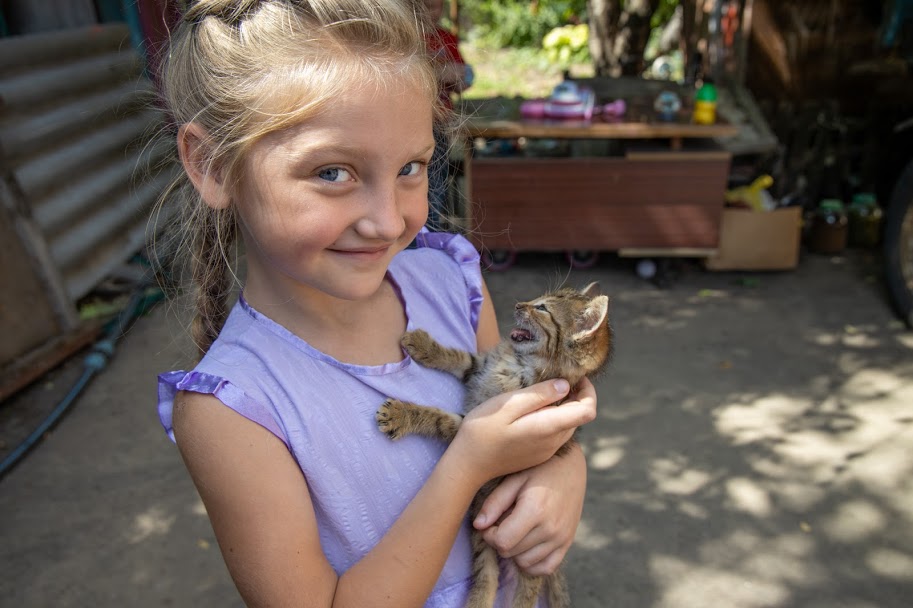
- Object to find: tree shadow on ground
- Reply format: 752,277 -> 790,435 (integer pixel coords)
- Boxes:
484,250 -> 913,608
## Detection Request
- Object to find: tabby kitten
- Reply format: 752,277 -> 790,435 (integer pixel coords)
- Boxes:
376,282 -> 613,608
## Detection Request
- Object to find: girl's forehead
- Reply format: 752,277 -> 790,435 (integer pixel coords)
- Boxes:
256,78 -> 434,152
258,64 -> 433,123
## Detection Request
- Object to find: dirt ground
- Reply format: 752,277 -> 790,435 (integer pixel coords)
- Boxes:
1,249 -> 912,607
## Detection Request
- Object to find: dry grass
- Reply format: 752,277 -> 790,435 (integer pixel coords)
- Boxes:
460,43 -> 594,100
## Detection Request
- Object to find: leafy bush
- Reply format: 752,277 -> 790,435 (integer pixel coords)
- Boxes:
461,0 -> 587,49
542,23 -> 590,66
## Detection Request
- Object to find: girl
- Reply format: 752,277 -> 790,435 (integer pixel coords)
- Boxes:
155,1 -> 597,606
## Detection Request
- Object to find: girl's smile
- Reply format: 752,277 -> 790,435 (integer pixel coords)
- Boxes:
326,245 -> 393,263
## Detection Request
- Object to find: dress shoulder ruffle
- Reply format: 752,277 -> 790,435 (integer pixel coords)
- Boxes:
412,229 -> 484,332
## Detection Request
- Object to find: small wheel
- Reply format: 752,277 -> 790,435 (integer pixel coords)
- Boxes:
566,249 -> 599,269
884,160 -> 913,328
481,249 -> 517,271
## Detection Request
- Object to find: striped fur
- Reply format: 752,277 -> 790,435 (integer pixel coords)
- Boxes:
376,284 -> 613,607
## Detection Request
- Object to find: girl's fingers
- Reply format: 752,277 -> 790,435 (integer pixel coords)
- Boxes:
474,473 -> 525,530
475,379 -> 570,420
571,376 -> 597,401
515,545 -> 565,576
483,519 -> 546,559
516,391 -> 597,433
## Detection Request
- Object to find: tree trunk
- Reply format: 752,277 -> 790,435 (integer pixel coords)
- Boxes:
587,0 -> 619,76
614,0 -> 661,76
587,0 -> 660,77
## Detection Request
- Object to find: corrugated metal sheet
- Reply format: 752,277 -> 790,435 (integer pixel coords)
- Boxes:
2,0 -> 97,36
0,23 -> 175,305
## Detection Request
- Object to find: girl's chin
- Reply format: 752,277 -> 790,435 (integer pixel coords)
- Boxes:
319,272 -> 390,302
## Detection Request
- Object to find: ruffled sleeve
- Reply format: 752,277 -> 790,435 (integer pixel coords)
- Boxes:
413,229 -> 484,332
157,370 -> 290,448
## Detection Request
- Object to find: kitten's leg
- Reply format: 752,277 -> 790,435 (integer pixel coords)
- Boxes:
511,571 -> 544,608
544,569 -> 570,608
375,399 -> 462,442
466,530 -> 500,608
401,330 -> 477,379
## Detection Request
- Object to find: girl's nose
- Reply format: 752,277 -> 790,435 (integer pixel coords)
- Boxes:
356,186 -> 405,241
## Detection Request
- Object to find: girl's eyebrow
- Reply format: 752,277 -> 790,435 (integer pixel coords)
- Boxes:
412,142 -> 437,159
291,141 -> 436,162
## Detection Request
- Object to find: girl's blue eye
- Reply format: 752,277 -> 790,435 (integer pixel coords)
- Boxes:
399,161 -> 423,177
318,167 -> 352,182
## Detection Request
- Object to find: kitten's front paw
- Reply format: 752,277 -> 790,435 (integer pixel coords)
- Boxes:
401,329 -> 437,362
376,398 -> 408,440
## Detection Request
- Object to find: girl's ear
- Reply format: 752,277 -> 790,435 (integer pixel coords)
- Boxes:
178,123 -> 231,210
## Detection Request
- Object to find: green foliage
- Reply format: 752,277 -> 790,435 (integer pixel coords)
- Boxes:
542,23 -> 590,66
461,0 -> 588,48
650,0 -> 680,29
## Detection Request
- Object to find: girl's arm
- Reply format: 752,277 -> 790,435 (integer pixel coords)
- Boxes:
172,376 -> 590,608
474,279 -> 594,575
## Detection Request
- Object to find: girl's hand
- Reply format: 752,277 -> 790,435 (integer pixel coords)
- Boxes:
450,378 -> 595,487
472,378 -> 596,575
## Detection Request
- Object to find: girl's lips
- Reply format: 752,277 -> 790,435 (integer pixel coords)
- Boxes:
328,246 -> 391,260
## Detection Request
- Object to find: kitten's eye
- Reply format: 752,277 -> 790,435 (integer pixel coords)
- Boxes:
317,167 -> 353,182
535,303 -> 548,311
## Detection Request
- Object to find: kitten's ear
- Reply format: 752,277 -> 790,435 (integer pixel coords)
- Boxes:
581,282 -> 601,297
573,295 -> 610,340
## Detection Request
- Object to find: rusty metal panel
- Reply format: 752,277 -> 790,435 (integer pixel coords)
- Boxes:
3,0 -> 97,36
0,23 -> 171,372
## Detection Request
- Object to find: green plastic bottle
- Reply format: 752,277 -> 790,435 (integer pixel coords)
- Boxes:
693,82 -> 718,125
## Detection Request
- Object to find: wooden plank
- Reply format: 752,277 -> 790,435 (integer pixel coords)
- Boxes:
463,118 -> 739,141
0,322 -> 101,403
460,83 -> 741,143
0,180 -> 78,336
0,207 -> 61,366
618,247 -> 718,257
625,150 -> 732,161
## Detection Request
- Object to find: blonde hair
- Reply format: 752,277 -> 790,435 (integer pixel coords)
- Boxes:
153,0 -> 443,357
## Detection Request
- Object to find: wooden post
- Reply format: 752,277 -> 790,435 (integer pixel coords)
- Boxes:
449,0 -> 459,37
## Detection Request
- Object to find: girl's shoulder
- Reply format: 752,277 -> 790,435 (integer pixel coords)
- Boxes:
395,229 -> 480,287
393,230 -> 483,332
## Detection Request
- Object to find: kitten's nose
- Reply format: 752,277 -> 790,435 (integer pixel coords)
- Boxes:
515,302 -> 524,310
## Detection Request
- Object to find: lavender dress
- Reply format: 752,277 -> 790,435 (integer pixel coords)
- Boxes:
158,231 -> 539,607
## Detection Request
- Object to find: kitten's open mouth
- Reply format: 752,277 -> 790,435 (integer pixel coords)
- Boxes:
510,328 -> 535,343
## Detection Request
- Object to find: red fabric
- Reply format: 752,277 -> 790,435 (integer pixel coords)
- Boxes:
426,27 -> 465,107
427,27 -> 464,66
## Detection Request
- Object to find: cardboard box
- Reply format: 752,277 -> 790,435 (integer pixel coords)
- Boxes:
705,206 -> 802,271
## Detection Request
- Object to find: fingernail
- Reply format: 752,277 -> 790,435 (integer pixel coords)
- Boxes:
474,514 -> 487,527
553,379 -> 569,394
